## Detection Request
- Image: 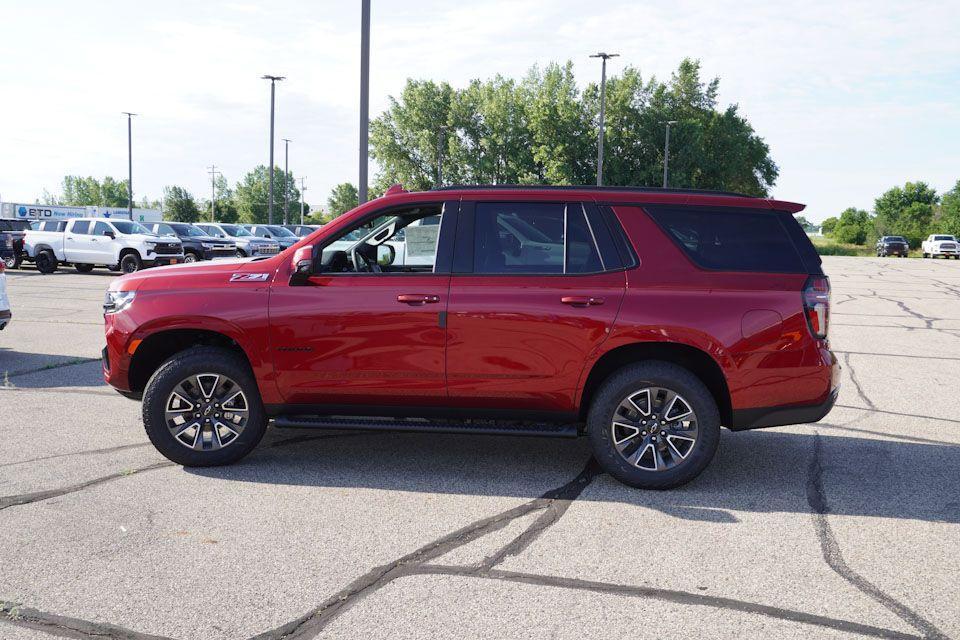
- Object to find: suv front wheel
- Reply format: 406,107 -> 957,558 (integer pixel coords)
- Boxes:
142,346 -> 267,466
587,362 -> 720,489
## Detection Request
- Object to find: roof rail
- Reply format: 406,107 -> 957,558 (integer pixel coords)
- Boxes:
430,184 -> 756,198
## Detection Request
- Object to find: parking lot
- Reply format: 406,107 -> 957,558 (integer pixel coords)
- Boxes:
1,256 -> 958,640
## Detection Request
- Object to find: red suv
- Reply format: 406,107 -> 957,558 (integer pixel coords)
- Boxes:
103,186 -> 838,488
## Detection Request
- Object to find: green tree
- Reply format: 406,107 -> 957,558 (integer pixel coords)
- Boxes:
832,207 -> 871,245
370,59 -> 777,195
162,186 -> 200,222
794,215 -> 815,232
873,181 -> 938,245
234,166 -> 300,224
820,216 -> 839,236
327,183 -> 359,217
937,180 -> 960,237
49,176 -> 131,206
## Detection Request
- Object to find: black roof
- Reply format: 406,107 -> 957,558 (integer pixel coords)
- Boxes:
431,184 -> 756,198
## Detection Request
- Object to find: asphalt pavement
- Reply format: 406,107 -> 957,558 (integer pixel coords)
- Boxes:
1,256 -> 958,639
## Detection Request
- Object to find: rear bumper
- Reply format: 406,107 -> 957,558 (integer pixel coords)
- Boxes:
729,386 -> 839,431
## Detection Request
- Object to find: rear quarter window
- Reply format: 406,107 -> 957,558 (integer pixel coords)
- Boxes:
645,206 -> 810,274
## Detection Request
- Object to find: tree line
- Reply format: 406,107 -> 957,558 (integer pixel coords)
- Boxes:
819,181 -> 960,247
42,58 -> 779,225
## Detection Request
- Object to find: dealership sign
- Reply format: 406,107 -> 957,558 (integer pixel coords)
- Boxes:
1,202 -> 161,223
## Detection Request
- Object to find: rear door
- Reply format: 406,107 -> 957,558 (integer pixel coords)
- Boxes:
63,220 -> 92,262
445,200 -> 627,414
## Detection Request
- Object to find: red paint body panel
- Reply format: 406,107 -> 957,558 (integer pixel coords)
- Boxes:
103,187 -> 836,426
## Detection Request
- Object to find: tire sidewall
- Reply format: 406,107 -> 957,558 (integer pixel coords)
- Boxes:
183,251 -> 199,263
587,362 -> 720,489
120,253 -> 142,273
142,348 -> 267,466
36,251 -> 57,274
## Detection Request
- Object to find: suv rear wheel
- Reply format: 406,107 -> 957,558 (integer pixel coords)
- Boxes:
142,346 -> 267,466
587,362 -> 720,489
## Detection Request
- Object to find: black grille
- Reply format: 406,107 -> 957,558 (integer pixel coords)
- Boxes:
154,243 -> 181,255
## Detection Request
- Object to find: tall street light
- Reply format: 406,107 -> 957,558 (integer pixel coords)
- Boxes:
207,165 -> 221,221
282,138 -> 291,224
121,112 -> 136,220
262,75 -> 285,224
663,120 -> 678,188
299,176 -> 307,225
590,52 -> 618,186
359,0 -> 370,204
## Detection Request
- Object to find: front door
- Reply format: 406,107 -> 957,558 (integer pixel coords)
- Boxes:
445,200 -> 626,414
269,201 -> 457,408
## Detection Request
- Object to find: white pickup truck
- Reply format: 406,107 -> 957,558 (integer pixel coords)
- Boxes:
23,217 -> 184,274
921,234 -> 959,259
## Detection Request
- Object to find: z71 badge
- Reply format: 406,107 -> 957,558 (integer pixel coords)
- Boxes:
229,273 -> 270,282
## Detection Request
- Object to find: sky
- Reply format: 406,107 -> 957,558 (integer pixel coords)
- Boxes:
1,0 -> 958,223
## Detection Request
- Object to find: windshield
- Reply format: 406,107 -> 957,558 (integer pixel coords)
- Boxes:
173,224 -> 207,237
934,235 -> 955,241
267,225 -> 297,237
221,224 -> 253,237
886,237 -> 906,242
112,220 -> 151,235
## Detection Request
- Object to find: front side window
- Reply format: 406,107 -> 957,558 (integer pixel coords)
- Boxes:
318,206 -> 443,274
93,221 -> 112,236
473,202 -> 603,274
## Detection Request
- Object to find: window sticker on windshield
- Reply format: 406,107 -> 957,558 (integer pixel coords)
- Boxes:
405,225 -> 439,258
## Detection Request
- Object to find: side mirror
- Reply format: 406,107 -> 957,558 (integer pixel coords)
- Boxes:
289,245 -> 314,285
104,231 -> 115,239
377,244 -> 396,266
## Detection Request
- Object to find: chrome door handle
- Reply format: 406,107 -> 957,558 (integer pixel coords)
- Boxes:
561,296 -> 605,307
398,294 -> 440,305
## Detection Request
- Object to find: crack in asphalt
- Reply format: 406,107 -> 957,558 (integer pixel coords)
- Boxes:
833,350 -> 960,362
842,352 -> 877,410
806,434 -> 948,640
412,565 -> 922,640
0,442 -> 153,469
247,460 -> 602,640
0,461 -> 174,511
0,601 -> 176,640
3,357 -> 100,380
835,404 -> 960,426
816,422 -> 959,447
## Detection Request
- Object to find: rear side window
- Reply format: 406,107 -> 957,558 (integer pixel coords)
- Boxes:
71,220 -> 90,234
646,207 -> 808,274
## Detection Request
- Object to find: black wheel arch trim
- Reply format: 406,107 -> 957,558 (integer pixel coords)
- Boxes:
729,387 -> 838,431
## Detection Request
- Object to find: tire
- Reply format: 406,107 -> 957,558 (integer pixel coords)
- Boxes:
923,252 -> 929,258
120,252 -> 142,273
142,346 -> 267,466
35,250 -> 58,274
3,254 -> 18,270
586,361 -> 721,489
183,251 -> 200,263
235,249 -> 247,258
75,263 -> 95,273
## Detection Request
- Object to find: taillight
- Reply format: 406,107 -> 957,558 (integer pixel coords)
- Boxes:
803,275 -> 830,339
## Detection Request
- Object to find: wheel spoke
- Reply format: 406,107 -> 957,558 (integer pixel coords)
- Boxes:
166,373 -> 248,453
195,374 -> 220,400
610,385 -> 699,473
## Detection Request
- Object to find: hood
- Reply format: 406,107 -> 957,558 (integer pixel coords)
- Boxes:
135,234 -> 181,244
181,234 -> 235,244
109,256 -> 278,292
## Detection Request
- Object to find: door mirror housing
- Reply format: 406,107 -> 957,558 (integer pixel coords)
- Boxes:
377,244 -> 396,266
289,245 -> 314,285
103,230 -> 115,239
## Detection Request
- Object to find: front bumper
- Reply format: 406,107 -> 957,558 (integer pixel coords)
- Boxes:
145,254 -> 185,266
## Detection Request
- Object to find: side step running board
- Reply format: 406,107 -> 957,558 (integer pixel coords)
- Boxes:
272,415 -> 580,438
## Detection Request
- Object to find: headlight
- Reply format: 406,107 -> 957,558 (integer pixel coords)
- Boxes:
201,242 -> 214,248
103,290 -> 136,314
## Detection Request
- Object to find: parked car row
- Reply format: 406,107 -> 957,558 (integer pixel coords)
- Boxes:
875,234 -> 959,259
5,219 -> 323,273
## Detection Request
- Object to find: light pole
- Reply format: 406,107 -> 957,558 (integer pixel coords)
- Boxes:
261,75 -> 285,224
207,165 -> 221,221
121,112 -> 136,219
299,176 -> 307,225
663,120 -> 678,188
590,52 -> 618,186
282,138 -> 291,224
436,125 -> 447,187
359,0 -> 370,204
